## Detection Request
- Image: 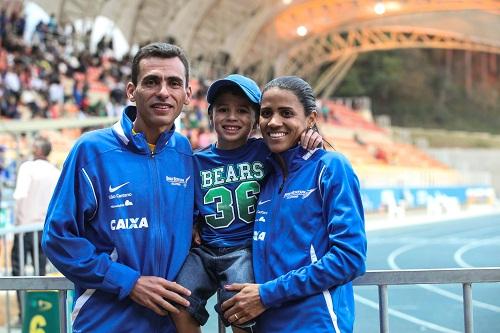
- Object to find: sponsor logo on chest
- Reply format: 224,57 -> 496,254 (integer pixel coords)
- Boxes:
283,188 -> 316,200
110,217 -> 149,230
108,181 -> 133,200
253,231 -> 266,241
166,176 -> 190,187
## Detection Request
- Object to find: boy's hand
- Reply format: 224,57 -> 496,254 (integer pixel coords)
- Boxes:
300,128 -> 323,150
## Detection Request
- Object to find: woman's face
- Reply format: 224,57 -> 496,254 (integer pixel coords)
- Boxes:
259,87 -> 316,153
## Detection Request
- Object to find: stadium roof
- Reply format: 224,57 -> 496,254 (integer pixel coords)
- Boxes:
31,0 -> 500,87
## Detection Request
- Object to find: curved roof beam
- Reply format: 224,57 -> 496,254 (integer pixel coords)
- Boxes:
236,1 -> 500,73
220,1 -> 286,65
277,26 -> 500,78
32,0 -> 108,24
166,0 -> 218,50
270,0 -> 500,41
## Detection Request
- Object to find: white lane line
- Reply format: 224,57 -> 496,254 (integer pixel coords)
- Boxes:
454,238 -> 500,268
389,242 -> 500,313
354,294 -> 460,333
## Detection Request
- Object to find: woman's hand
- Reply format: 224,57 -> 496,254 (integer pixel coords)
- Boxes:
221,283 -> 266,325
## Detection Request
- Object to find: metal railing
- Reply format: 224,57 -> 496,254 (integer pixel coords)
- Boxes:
0,219 -> 48,332
353,267 -> 500,333
0,268 -> 499,333
0,277 -> 73,333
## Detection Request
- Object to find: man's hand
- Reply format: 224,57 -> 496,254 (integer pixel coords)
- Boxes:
221,283 -> 266,325
130,276 -> 191,316
300,128 -> 323,150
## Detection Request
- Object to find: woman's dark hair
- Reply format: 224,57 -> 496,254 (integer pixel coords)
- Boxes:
262,76 -> 316,116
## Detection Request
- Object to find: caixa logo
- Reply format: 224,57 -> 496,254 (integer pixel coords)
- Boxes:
110,217 -> 149,230
253,231 -> 266,241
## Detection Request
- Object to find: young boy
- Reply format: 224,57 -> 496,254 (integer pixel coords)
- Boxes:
173,74 -> 322,333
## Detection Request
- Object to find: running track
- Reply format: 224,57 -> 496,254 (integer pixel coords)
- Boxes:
355,211 -> 500,333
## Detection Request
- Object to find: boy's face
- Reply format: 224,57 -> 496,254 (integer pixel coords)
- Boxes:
212,92 -> 256,150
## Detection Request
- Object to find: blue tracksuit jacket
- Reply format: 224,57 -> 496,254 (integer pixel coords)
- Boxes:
42,106 -> 194,333
253,146 -> 367,333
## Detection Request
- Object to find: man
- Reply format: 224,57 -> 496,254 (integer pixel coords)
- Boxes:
11,136 -> 60,323
42,42 -> 194,332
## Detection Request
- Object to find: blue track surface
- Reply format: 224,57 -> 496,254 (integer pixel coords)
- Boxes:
356,212 -> 500,333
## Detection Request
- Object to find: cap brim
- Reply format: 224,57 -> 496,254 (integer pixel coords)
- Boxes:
206,79 -> 260,105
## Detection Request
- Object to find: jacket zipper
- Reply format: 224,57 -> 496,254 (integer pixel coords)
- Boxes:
150,151 -> 163,275
265,173 -> 288,281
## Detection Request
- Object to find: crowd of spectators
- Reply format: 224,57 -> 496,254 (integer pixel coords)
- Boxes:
0,5 -> 132,121
0,4 -> 216,148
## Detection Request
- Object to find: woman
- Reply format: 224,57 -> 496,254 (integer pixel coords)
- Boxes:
221,76 -> 367,333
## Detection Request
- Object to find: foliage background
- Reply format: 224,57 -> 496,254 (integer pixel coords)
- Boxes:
335,50 -> 500,134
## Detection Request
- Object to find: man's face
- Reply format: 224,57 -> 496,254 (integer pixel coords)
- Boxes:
126,57 -> 192,133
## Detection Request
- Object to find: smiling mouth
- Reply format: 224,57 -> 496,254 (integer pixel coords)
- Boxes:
268,131 -> 288,138
222,125 -> 241,133
151,103 -> 173,112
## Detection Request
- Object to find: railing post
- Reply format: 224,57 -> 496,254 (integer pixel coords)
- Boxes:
18,232 -> 25,275
463,283 -> 473,333
33,231 -> 40,275
218,316 -> 226,333
3,236 -> 12,332
378,284 -> 389,333
58,290 -> 68,333
18,233 -> 25,324
217,290 -> 226,333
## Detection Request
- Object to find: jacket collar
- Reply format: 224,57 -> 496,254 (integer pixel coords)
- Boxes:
112,105 -> 176,154
269,145 -> 319,175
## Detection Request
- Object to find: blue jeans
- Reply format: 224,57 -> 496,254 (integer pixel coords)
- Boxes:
175,243 -> 254,328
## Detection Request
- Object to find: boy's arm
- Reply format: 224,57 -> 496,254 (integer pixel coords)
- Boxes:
300,128 -> 324,150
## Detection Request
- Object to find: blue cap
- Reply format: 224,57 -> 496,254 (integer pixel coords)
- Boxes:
206,74 -> 261,106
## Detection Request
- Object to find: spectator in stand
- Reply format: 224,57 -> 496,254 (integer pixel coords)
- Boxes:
321,103 -> 329,122
47,14 -> 57,35
48,76 -> 64,116
353,132 -> 366,146
0,8 -> 7,43
11,136 -> 60,324
197,126 -> 212,147
105,87 -> 126,118
0,91 -> 21,118
374,146 -> 389,163
3,63 -> 21,97
72,78 -> 88,111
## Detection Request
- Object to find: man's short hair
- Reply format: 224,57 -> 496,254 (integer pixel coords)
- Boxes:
131,42 -> 190,86
33,136 -> 52,157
